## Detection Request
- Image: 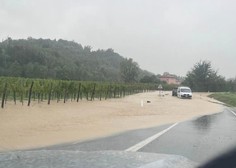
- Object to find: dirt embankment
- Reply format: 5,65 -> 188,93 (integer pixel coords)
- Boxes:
0,91 -> 223,151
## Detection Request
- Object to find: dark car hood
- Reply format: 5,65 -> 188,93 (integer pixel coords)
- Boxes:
0,150 -> 197,168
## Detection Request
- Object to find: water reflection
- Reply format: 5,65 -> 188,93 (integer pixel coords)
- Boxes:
192,114 -> 218,133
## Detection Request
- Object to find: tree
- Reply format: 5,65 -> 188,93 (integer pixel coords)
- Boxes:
226,77 -> 236,92
0,38 -> 153,82
120,58 -> 139,83
140,75 -> 160,83
183,60 -> 227,92
8,61 -> 22,77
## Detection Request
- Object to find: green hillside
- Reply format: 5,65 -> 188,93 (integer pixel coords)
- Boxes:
0,38 -> 152,81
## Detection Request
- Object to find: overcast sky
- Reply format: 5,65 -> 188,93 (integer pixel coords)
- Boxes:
0,0 -> 235,78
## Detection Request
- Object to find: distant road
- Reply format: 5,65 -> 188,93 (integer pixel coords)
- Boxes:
42,108 -> 236,164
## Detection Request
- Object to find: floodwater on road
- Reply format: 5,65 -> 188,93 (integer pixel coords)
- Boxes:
1,108 -> 235,167
41,108 -> 236,165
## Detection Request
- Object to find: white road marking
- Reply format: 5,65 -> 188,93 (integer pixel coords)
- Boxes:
125,123 -> 179,152
228,109 -> 236,117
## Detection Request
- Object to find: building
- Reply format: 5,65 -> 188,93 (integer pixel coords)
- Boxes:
159,72 -> 181,85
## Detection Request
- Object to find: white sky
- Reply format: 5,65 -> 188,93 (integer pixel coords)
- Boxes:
0,0 -> 236,78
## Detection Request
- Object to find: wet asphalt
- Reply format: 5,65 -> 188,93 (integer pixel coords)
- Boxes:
40,124 -> 172,151
39,108 -> 236,164
139,108 -> 236,163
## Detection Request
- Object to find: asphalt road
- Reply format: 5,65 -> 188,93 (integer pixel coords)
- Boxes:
41,108 -> 236,164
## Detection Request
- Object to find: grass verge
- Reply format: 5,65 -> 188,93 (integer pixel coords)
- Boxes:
208,92 -> 236,107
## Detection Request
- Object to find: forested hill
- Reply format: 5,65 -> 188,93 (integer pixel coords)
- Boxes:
0,38 -> 152,81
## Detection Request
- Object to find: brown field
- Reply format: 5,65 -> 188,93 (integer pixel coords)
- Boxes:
0,91 -> 223,151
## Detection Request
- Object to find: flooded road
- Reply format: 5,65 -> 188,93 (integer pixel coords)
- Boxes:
8,108 -> 235,167
43,108 -> 236,164
37,108 -> 236,165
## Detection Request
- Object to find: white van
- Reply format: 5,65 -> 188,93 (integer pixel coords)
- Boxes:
177,86 -> 192,99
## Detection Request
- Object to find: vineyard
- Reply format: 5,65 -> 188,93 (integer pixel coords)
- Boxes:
0,77 -> 158,108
